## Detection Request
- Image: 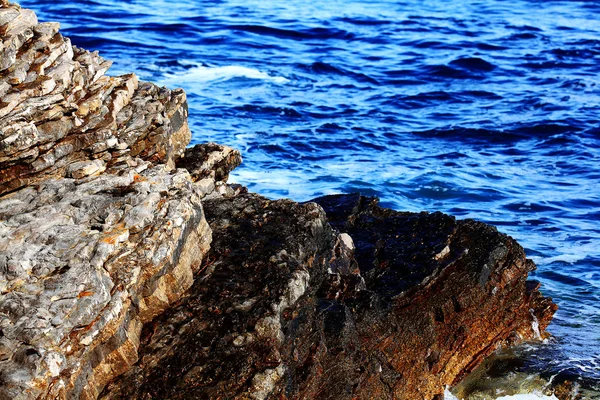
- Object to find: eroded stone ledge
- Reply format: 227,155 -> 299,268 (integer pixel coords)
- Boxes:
99,193 -> 556,400
0,164 -> 212,399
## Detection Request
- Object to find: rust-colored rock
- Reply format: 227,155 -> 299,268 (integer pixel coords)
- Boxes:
305,194 -> 557,399
101,194 -> 556,399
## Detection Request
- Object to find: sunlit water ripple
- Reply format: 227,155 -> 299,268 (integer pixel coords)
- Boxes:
21,0 -> 600,396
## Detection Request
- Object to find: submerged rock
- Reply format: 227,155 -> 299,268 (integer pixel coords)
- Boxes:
0,2 -> 556,399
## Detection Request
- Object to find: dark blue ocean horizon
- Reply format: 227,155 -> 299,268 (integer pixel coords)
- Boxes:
21,0 -> 600,397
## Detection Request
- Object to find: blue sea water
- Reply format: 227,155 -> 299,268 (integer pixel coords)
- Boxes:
20,0 -> 600,396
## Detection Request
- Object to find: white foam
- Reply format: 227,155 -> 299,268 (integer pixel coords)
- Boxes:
444,387 -> 460,400
530,309 -> 542,341
444,387 -> 559,400
496,394 -> 558,400
530,253 -> 586,265
162,64 -> 289,85
529,239 -> 600,267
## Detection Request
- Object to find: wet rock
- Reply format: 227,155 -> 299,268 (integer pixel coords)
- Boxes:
303,194 -> 556,399
553,380 -> 583,400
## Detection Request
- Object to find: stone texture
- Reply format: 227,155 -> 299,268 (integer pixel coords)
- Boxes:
101,193 -> 556,400
305,194 -> 557,399
0,3 -> 216,398
0,2 -> 191,196
0,165 -> 212,399
177,142 -> 242,183
101,193 -> 340,399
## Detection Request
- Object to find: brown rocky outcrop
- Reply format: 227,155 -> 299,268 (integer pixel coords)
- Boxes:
101,193 -> 339,399
1,2 -> 556,400
100,193 -> 556,400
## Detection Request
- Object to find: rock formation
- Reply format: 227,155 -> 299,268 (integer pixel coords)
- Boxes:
0,2 -> 190,196
100,194 -> 556,399
0,3 -> 237,398
0,2 -> 556,400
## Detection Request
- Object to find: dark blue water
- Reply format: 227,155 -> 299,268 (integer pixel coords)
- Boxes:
21,0 -> 600,396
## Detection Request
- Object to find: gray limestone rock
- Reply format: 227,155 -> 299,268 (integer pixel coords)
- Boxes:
176,142 -> 242,183
0,3 -> 191,196
0,166 -> 212,399
0,3 -> 227,398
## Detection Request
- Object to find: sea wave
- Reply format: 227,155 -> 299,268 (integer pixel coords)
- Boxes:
530,254 -> 587,266
496,394 -> 558,400
161,63 -> 289,85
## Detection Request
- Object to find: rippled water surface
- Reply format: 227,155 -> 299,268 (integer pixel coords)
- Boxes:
21,0 -> 600,396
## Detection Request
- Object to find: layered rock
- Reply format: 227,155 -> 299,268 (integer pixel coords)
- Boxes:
177,142 -> 243,183
0,165 -> 212,399
306,194 -> 556,399
100,193 -> 556,399
101,193 -> 339,399
0,1 -> 191,196
1,2 -> 557,400
0,2 -> 237,399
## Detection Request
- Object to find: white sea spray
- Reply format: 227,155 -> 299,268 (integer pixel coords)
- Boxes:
162,64 -> 289,85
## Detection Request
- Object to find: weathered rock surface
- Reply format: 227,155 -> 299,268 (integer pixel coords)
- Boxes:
306,194 -> 557,399
101,193 -> 556,400
0,164 -> 213,399
0,2 -> 219,399
0,2 -> 191,196
1,2 -> 557,400
101,193 -> 339,399
177,142 -> 242,184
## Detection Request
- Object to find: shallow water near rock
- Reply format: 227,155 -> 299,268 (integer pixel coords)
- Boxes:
20,0 -> 600,397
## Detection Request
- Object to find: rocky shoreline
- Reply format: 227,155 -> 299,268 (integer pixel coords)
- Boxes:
0,3 -> 557,399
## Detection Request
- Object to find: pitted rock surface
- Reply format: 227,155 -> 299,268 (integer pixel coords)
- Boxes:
0,165 -> 211,399
100,193 -> 339,399
100,194 -> 556,400
304,194 -> 557,399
